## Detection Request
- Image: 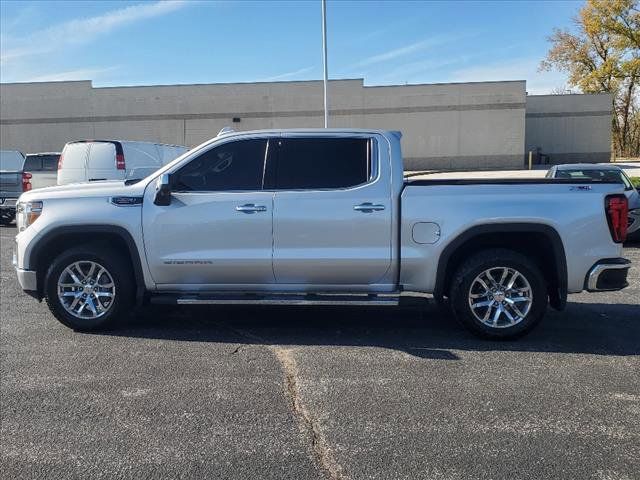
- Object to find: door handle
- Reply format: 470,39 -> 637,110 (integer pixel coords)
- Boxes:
236,203 -> 267,213
353,202 -> 385,213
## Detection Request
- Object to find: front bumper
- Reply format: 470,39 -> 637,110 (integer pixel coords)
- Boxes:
15,268 -> 37,292
13,247 -> 38,293
585,258 -> 631,292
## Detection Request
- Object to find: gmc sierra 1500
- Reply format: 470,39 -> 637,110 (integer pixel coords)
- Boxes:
13,129 -> 631,338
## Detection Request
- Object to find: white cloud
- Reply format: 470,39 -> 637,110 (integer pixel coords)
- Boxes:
352,34 -> 467,68
378,55 -> 473,83
259,66 -> 315,82
450,58 -> 569,95
1,1 -> 187,65
24,66 -> 120,83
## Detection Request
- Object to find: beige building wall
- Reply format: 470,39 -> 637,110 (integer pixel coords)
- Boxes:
3,79 -> 615,170
1,78 -> 526,171
525,93 -> 612,164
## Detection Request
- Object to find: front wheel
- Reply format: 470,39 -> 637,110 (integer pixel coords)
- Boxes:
44,245 -> 134,331
450,248 -> 548,339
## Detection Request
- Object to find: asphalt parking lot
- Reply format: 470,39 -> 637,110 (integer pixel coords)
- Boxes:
1,225 -> 638,480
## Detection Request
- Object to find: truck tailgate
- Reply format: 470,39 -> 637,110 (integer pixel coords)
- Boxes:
0,171 -> 22,197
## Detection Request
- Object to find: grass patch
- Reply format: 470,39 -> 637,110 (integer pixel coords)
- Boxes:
630,177 -> 640,188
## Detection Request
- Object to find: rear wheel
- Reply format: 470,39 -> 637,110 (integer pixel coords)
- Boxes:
450,248 -> 547,339
44,245 -> 134,331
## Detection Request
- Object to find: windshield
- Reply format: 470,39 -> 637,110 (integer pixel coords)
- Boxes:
0,150 -> 25,171
555,168 -> 632,189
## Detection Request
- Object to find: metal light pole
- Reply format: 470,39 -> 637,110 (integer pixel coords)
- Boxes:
321,0 -> 329,128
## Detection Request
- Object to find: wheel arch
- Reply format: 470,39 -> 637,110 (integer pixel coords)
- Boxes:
29,225 -> 145,304
434,223 -> 567,310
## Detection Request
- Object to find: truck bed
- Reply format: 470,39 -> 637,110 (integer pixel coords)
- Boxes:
399,179 -> 626,295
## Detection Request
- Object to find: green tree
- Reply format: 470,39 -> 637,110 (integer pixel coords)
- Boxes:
540,0 -> 640,157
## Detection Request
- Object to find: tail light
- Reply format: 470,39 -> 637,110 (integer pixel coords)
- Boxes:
605,194 -> 628,243
116,153 -> 125,170
57,153 -> 64,169
22,172 -> 32,192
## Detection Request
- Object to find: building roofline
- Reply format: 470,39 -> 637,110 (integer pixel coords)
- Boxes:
364,79 -> 526,88
92,78 -> 367,89
0,80 -> 92,86
527,93 -> 612,98
2,77 -> 527,91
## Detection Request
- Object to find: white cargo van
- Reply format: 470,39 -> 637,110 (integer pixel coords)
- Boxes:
57,140 -> 188,185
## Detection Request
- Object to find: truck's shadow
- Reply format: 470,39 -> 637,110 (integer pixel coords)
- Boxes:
99,300 -> 640,359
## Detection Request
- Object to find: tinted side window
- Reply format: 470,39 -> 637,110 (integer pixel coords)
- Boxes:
42,155 -> 59,171
276,138 -> 370,189
173,139 -> 267,192
24,156 -> 42,171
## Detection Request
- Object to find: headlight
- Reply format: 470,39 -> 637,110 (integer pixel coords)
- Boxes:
16,201 -> 43,232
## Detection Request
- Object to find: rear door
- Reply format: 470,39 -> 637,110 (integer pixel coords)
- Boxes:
58,143 -> 90,185
270,135 -> 393,288
87,142 -> 119,181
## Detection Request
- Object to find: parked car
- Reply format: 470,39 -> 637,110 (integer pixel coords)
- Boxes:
57,140 -> 188,185
546,164 -> 640,241
1,150 -> 32,225
14,129 -> 631,339
24,152 -> 60,190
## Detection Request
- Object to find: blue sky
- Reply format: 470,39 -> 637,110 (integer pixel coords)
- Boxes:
0,0 -> 582,94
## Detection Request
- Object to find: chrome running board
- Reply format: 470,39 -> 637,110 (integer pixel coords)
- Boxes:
151,293 -> 400,307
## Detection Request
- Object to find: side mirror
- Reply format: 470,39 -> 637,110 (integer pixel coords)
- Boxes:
154,173 -> 172,206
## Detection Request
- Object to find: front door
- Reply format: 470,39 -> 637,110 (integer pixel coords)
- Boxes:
142,138 -> 275,288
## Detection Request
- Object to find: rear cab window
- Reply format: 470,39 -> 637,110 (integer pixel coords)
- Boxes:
0,151 -> 25,171
273,137 -> 372,190
41,155 -> 59,171
24,156 -> 43,172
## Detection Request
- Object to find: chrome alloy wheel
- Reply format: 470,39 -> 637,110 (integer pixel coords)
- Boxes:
468,267 -> 533,328
57,261 -> 116,319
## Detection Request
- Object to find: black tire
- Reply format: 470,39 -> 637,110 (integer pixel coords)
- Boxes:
449,248 -> 548,340
44,244 -> 134,331
625,230 -> 640,244
0,211 -> 15,225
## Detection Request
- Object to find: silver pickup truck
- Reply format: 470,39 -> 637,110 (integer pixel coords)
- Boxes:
13,129 -> 631,339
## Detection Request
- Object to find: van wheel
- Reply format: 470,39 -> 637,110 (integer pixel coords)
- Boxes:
450,248 -> 547,339
44,245 -> 134,331
0,211 -> 15,225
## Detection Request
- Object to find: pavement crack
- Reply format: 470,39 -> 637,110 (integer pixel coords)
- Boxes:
274,348 -> 348,480
213,321 -> 348,479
